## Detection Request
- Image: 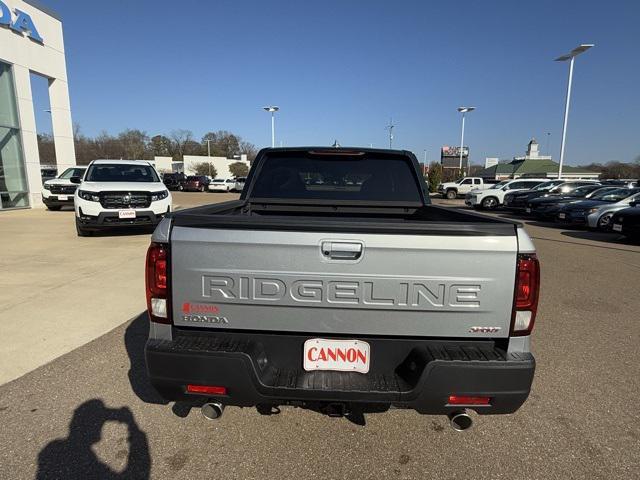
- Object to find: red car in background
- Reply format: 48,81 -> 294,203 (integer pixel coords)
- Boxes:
184,175 -> 211,192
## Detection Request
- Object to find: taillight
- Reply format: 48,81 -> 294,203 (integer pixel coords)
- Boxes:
511,254 -> 540,336
146,242 -> 171,324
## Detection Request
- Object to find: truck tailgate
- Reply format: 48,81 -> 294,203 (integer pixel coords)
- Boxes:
170,227 -> 517,338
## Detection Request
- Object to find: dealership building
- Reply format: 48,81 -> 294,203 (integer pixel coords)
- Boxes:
0,0 -> 75,210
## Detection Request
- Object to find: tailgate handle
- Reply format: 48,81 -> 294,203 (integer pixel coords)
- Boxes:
321,242 -> 363,260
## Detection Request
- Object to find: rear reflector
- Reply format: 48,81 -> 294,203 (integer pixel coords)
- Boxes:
187,385 -> 228,395
448,395 -> 491,405
511,254 -> 540,336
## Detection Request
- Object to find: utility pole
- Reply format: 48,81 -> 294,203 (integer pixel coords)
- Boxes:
386,118 -> 395,149
203,139 -> 212,177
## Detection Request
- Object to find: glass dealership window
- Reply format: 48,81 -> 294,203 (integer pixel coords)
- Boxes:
0,61 -> 29,209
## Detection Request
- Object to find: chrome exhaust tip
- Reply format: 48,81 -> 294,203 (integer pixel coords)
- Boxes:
201,402 -> 225,420
448,410 -> 473,431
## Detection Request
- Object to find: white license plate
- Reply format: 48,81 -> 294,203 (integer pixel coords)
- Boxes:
558,213 -> 566,219
303,338 -> 370,374
58,195 -> 68,201
118,210 -> 136,219
612,224 -> 622,232
526,208 -> 531,213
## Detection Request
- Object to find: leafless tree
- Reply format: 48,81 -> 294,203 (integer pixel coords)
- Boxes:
170,129 -> 194,160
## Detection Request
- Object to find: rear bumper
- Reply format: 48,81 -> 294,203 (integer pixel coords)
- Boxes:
145,329 -> 535,415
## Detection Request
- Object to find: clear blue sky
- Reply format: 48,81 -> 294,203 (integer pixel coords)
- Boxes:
33,0 -> 640,165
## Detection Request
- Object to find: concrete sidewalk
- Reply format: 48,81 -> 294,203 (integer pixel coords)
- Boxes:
0,208 -> 151,384
0,191 -> 240,385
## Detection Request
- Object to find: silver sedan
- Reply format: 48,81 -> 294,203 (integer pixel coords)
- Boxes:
586,191 -> 640,230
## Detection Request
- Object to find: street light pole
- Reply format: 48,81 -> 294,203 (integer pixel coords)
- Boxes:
555,44 -> 594,179
263,106 -> 279,147
457,106 -> 475,176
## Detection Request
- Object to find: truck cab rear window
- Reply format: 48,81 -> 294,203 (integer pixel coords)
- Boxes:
250,154 -> 422,202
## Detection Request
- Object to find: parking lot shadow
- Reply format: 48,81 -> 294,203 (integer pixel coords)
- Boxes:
125,313 -> 168,405
561,230 -> 640,246
89,227 -> 155,238
36,399 -> 150,480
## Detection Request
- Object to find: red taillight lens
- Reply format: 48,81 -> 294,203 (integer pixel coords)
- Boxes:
146,242 -> 171,324
187,385 -> 227,395
448,395 -> 491,406
511,254 -> 540,336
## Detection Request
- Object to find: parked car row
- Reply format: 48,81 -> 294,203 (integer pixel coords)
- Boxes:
500,180 -> 640,240
161,173 -> 246,192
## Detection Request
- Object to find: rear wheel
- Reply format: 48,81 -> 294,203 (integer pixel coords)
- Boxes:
446,190 -> 457,200
46,205 -> 62,211
75,217 -> 93,237
481,197 -> 499,210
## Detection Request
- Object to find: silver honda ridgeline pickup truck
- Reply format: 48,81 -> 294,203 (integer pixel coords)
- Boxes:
145,147 -> 538,429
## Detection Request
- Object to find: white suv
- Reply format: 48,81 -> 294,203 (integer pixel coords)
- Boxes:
41,166 -> 87,210
465,178 -> 547,210
73,160 -> 171,236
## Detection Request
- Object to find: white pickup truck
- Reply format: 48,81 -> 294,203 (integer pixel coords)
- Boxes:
465,178 -> 547,210
145,147 -> 539,430
437,177 -> 498,199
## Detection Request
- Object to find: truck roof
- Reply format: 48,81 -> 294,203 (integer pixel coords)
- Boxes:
257,146 -> 415,156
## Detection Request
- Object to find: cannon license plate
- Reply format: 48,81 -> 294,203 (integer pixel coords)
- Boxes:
118,210 -> 136,219
303,338 -> 370,374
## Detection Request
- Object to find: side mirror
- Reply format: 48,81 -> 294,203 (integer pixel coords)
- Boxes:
630,201 -> 638,207
502,186 -> 509,191
70,176 -> 81,184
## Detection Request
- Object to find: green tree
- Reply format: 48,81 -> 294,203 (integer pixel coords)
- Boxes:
202,130 -> 240,157
228,161 -> 249,178
192,162 -> 217,178
427,162 -> 443,193
118,129 -> 149,159
150,135 -> 172,157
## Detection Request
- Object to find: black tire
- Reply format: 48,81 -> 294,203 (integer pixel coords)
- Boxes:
75,218 -> 93,237
46,205 -> 62,211
446,190 -> 457,200
178,185 -> 184,191
481,197 -> 499,210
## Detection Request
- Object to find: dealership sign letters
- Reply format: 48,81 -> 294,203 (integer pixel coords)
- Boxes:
0,0 -> 43,43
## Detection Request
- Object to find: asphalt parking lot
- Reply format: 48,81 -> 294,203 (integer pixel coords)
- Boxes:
1,193 -> 639,479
